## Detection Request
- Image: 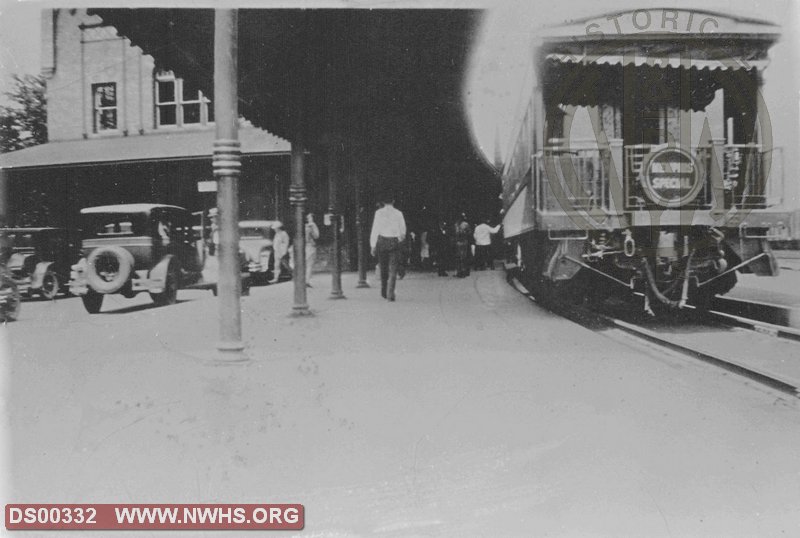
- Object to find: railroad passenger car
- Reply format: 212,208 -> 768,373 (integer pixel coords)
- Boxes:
501,8 -> 792,313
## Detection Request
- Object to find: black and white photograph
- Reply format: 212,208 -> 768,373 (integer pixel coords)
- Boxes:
1,0 -> 799,535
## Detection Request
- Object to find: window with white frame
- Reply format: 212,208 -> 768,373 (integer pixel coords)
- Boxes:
155,72 -> 212,128
92,82 -> 118,132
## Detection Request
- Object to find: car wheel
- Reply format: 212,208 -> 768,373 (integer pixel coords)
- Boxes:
81,290 -> 103,314
86,246 -> 133,294
39,270 -> 60,300
151,265 -> 178,306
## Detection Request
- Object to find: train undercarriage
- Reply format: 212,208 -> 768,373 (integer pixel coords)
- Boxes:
509,226 -> 778,315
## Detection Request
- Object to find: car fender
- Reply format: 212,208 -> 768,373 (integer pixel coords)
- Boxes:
30,261 -> 55,289
69,258 -> 88,295
7,252 -> 31,272
149,254 -> 175,292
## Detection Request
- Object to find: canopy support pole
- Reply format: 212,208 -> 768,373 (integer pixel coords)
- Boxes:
213,8 -> 244,353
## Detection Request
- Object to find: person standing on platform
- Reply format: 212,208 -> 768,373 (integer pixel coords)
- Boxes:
370,194 -> 406,302
454,213 -> 472,278
305,213 -> 320,287
419,230 -> 431,270
270,222 -> 290,284
473,218 -> 501,270
430,220 -> 452,276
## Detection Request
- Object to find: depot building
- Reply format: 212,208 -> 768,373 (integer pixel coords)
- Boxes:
0,9 -> 321,234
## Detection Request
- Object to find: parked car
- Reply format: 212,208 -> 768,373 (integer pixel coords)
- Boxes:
69,204 -> 204,313
1,227 -> 77,299
239,220 -> 280,284
0,268 -> 20,322
0,233 -> 20,321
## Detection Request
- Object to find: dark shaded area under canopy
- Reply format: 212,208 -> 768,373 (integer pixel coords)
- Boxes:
90,8 -> 500,223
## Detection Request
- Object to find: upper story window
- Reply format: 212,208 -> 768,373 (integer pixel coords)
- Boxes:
155,72 -> 213,128
92,82 -> 118,133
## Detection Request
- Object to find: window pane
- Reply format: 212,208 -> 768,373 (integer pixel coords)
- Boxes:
98,109 -> 117,130
182,84 -> 201,102
183,103 -> 201,124
158,105 -> 177,126
94,83 -> 116,107
157,80 -> 175,103
206,101 -> 214,123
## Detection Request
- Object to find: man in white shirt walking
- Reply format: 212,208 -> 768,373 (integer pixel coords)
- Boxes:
473,218 -> 501,270
370,194 -> 406,302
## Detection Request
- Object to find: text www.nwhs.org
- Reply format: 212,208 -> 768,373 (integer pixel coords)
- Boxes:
5,504 -> 304,530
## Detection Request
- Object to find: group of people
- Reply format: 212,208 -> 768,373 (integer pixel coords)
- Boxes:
204,198 -> 500,304
368,194 -> 502,302
424,215 -> 501,278
205,208 -> 319,286
269,213 -> 320,286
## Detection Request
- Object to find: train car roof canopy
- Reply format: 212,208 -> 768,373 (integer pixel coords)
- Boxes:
539,8 -> 780,39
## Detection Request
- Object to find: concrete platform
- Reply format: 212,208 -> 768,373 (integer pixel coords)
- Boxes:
729,252 -> 800,308
3,270 -> 800,537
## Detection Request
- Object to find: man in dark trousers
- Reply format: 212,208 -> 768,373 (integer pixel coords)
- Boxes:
369,194 -> 406,301
430,220 -> 452,276
453,213 -> 472,278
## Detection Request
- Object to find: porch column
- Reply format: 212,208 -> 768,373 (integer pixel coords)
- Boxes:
328,145 -> 345,299
290,134 -> 311,316
213,8 -> 243,353
355,161 -> 370,288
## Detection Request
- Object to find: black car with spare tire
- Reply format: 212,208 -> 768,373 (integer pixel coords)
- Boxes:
69,204 -> 204,313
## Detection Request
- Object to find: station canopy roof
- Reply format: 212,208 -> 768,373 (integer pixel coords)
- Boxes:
1,126 -> 289,170
84,9 -> 495,199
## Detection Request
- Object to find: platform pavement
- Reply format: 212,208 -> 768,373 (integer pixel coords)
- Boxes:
729,250 -> 800,308
3,270 -> 800,537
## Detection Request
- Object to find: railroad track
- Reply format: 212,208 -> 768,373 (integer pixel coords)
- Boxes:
508,274 -> 800,398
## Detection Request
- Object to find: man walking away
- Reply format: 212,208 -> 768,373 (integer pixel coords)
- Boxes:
473,218 -> 501,270
370,194 -> 406,301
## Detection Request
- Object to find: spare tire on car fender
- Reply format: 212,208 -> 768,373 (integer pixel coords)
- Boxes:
85,246 -> 134,294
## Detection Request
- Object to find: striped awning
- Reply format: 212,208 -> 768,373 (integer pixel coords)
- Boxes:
545,53 -> 769,71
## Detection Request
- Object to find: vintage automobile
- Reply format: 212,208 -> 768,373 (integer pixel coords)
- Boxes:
2,227 -> 76,299
238,220 -> 279,284
0,268 -> 20,322
69,204 -> 204,313
0,233 -> 20,321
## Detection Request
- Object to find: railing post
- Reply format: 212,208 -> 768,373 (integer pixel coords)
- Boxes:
710,137 -> 727,217
213,8 -> 244,354
608,139 -> 625,216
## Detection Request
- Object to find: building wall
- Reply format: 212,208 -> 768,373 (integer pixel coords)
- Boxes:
44,9 -> 157,141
